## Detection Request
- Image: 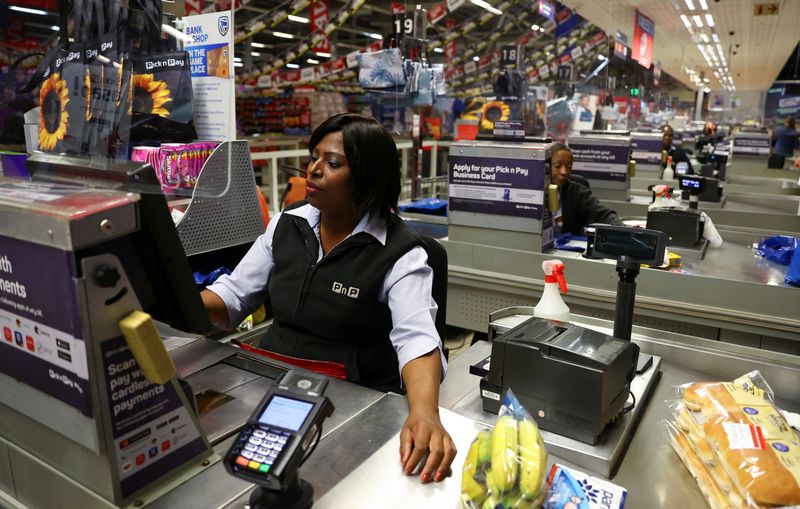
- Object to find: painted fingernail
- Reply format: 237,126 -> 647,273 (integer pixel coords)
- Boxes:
434,472 -> 442,482
421,473 -> 430,483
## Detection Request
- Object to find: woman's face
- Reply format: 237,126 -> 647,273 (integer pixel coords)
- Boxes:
551,149 -> 573,187
306,131 -> 354,215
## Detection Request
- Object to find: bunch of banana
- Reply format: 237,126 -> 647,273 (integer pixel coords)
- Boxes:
461,416 -> 548,509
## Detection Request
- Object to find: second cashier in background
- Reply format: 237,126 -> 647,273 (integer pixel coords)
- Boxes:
550,143 -> 624,234
201,113 -> 456,483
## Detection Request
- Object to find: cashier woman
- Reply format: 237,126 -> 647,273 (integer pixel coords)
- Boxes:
201,114 -> 456,483
551,143 -> 624,234
661,125 -> 693,173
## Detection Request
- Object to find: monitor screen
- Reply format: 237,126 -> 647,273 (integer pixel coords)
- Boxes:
594,228 -> 660,263
680,177 -> 701,189
675,162 -> 688,175
258,395 -> 314,432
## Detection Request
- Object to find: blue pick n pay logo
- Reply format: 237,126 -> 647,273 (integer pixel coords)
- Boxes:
218,16 -> 229,36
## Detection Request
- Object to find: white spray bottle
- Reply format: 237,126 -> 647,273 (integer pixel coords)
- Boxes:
533,260 -> 571,322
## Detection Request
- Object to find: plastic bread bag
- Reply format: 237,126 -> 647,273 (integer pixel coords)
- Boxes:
674,371 -> 800,507
461,389 -> 547,509
663,421 -> 738,509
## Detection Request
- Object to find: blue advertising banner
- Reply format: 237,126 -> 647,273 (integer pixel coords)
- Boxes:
570,144 -> 630,182
449,155 -> 545,219
101,336 -> 207,497
0,235 -> 91,416
554,5 -> 581,38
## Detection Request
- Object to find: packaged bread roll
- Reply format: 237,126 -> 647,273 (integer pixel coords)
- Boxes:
680,371 -> 800,507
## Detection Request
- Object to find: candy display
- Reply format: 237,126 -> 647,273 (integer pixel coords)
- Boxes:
131,142 -> 218,191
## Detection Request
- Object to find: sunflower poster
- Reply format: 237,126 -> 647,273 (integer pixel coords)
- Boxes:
183,11 -> 236,141
131,52 -> 198,145
37,47 -> 87,154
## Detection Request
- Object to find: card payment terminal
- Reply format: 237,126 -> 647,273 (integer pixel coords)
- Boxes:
224,370 -> 334,509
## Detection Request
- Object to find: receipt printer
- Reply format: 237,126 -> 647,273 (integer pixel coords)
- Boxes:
476,318 -> 638,445
646,207 -> 704,247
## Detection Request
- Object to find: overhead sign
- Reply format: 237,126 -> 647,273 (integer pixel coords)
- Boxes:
614,31 -> 628,59
184,10 -> 236,141
310,0 -> 331,54
632,9 -> 655,70
428,3 -> 447,24
538,0 -> 555,21
754,3 -> 779,15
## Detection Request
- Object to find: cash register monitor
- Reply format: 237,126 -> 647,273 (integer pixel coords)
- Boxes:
26,154 -> 215,335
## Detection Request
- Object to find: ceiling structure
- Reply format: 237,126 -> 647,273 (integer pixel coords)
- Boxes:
559,0 -> 800,92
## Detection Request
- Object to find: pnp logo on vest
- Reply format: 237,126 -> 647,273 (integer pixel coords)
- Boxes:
332,282 -> 359,299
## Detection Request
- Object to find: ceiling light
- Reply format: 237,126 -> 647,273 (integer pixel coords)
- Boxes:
286,63 -> 300,68
367,33 -> 382,40
433,47 -> 444,53
273,31 -> 294,39
705,14 -> 715,27
698,0 -> 708,9
251,52 -> 261,57
531,24 -> 540,31
288,15 -> 309,23
9,5 -> 49,15
712,33 -> 719,43
234,62 -> 243,67
539,27 -> 545,32
472,56 -> 480,61
469,0 -> 502,16
716,43 -> 724,56
50,25 -> 59,30
598,54 -> 606,60
307,58 -> 319,64
684,0 -> 695,10
252,42 -> 268,48
315,51 -> 331,58
234,57 -> 242,62
693,15 -> 703,27
680,15 -> 692,29
700,33 -> 709,42
703,78 -> 710,83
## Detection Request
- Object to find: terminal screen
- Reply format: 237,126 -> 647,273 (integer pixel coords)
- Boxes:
258,396 -> 314,432
594,229 -> 658,262
681,178 -> 701,189
675,162 -> 688,175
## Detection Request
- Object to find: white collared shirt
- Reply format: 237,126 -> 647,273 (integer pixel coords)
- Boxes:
207,203 -> 447,380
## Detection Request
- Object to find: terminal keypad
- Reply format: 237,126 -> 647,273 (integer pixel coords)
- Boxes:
230,425 -> 290,474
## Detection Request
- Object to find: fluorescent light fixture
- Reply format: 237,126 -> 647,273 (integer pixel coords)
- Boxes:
698,0 -> 708,10
252,42 -> 268,48
367,33 -> 383,40
705,14 -> 715,27
234,62 -> 243,67
288,15 -> 309,23
712,33 -> 719,43
684,0 -> 695,10
598,54 -> 606,60
531,24 -> 540,31
716,43 -> 724,56
469,0 -> 502,16
472,56 -> 480,61
703,78 -> 710,83
286,63 -> 300,68
539,27 -> 545,32
680,15 -> 692,28
251,52 -> 261,57
314,51 -> 331,58
433,47 -> 444,53
234,57 -> 242,62
9,5 -> 48,15
273,31 -> 294,39
693,15 -> 703,27
307,58 -> 320,64
700,33 -> 709,42
50,25 -> 59,30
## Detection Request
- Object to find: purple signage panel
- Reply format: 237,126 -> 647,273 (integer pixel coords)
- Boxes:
0,235 -> 91,415
449,155 -> 545,219
570,144 -> 629,182
630,136 -> 663,164
101,336 -> 208,498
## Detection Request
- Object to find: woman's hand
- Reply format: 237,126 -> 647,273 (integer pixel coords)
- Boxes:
399,348 -> 457,483
399,407 -> 457,483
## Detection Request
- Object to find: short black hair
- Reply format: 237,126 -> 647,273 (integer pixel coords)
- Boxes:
309,113 -> 400,222
551,143 -> 572,156
662,124 -> 674,134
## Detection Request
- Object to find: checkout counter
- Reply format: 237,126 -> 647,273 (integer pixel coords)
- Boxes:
1,162 -> 799,509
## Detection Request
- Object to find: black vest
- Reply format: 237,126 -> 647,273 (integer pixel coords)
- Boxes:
262,205 -> 421,392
